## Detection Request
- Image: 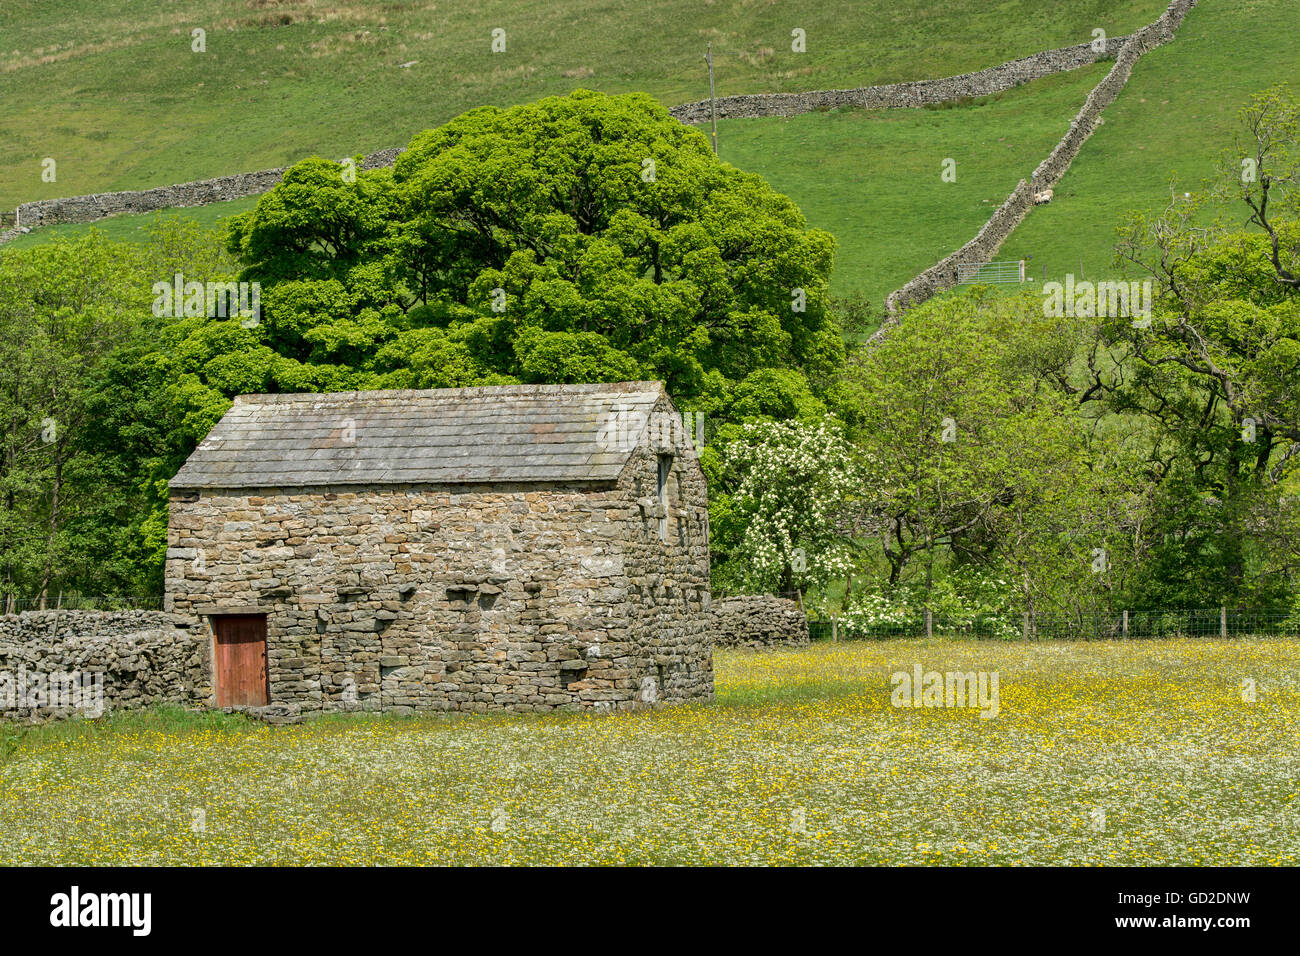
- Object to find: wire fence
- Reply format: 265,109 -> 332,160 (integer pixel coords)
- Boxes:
1,594 -> 164,614
5,594 -> 1298,643
809,609 -> 1300,641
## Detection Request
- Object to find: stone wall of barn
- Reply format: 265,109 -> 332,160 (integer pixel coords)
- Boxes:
616,400 -> 713,705
166,467 -> 712,714
0,611 -> 207,721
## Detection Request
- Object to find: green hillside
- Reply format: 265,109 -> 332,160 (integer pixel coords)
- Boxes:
716,65 -> 1110,304
0,0 -> 1166,208
6,1 -> 1285,319
999,0 -> 1295,282
4,62 -> 1110,308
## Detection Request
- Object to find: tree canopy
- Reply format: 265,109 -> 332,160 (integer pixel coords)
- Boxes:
222,89 -> 841,416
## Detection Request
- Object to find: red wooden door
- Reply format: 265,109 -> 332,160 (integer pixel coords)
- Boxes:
213,615 -> 269,707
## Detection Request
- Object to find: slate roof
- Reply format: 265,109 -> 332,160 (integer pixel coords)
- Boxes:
170,382 -> 668,490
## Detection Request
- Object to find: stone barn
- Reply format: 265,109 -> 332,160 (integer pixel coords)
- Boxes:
165,382 -> 712,715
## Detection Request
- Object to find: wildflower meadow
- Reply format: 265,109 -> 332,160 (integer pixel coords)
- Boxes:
3,638 -> 1295,866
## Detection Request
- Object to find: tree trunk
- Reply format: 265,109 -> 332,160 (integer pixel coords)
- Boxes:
923,540 -> 935,637
37,449 -> 61,609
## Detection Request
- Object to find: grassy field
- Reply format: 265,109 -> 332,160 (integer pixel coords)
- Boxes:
1000,0 -> 1296,282
0,0 -> 1167,209
3,63 -> 1111,304
3,1 -> 1287,314
717,65 -> 1110,303
2,637 -> 1296,865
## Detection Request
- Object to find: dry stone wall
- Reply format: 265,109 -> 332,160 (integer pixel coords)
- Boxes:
712,595 -> 809,649
667,39 -> 1122,124
10,147 -> 403,231
873,0 -> 1198,329
0,611 -> 206,721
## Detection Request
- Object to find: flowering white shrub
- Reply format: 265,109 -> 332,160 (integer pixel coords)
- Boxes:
841,590 -> 920,634
724,418 -> 857,595
840,567 -> 1020,639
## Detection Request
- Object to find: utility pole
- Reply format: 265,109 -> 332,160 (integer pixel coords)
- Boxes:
706,43 -> 718,155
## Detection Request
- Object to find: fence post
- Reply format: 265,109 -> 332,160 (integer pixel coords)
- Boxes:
1220,606 -> 1228,639
1122,609 -> 1128,639
831,613 -> 838,642
925,607 -> 933,640
1022,612 -> 1029,642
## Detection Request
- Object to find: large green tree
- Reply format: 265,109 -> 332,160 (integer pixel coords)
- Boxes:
219,89 -> 841,415
0,235 -> 151,605
38,91 -> 843,596
0,221 -> 242,604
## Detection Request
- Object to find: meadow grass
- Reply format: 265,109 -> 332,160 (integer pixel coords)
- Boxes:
2,637 -> 1296,866
0,0 -> 1167,209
